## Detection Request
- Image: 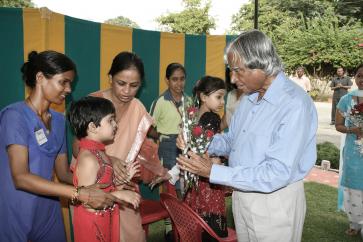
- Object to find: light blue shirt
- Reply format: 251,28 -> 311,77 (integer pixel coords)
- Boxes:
209,72 -> 318,193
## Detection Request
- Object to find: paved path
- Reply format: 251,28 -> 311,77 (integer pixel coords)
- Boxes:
315,101 -> 341,148
305,167 -> 339,188
307,102 -> 341,188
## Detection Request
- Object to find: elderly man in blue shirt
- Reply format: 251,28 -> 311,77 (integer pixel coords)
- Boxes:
177,30 -> 318,242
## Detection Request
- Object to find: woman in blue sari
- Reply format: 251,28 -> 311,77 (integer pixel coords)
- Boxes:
335,64 -> 363,236
0,50 -> 121,242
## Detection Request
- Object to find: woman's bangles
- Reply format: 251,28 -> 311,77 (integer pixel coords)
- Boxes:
70,186 -> 115,213
71,186 -> 87,205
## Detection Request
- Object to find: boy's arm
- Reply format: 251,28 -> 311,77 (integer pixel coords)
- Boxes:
112,190 -> 141,209
76,151 -> 99,187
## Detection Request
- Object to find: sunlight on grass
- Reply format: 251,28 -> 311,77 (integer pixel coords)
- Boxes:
303,182 -> 362,242
147,182 -> 363,242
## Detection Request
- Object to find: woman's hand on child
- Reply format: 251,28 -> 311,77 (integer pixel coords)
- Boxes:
112,190 -> 141,209
110,157 -> 130,185
149,172 -> 172,190
79,183 -> 122,210
127,161 -> 141,181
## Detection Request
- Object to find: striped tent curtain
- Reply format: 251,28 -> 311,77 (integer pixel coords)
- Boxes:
0,7 -> 236,241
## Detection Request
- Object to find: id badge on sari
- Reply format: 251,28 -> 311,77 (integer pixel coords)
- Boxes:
34,127 -> 48,145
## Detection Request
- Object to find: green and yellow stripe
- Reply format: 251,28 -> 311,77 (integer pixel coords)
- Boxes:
0,7 -> 237,110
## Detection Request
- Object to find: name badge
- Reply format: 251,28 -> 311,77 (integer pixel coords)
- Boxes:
35,128 -> 48,145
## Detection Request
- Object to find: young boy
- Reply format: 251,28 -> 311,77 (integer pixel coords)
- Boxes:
68,96 -> 140,242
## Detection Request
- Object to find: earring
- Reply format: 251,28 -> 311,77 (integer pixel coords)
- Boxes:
194,97 -> 200,107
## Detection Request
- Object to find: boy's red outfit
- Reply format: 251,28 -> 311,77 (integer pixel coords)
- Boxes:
72,139 -> 119,242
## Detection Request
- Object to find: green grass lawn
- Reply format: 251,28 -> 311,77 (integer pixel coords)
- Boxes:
147,182 -> 363,242
303,182 -> 362,242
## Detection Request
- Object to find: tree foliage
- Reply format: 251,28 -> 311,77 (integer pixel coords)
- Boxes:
231,0 -> 300,40
156,0 -> 216,34
0,0 -> 34,8
104,16 -> 140,28
335,0 -> 363,23
279,9 -> 362,78
230,0 -> 363,78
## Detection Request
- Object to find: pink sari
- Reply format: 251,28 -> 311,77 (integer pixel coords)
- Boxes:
91,90 -> 166,242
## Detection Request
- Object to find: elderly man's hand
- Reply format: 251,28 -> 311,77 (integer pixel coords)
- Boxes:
177,151 -> 212,178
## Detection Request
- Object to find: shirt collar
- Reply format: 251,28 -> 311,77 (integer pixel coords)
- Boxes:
163,89 -> 173,101
336,76 -> 346,80
163,89 -> 183,107
247,72 -> 286,106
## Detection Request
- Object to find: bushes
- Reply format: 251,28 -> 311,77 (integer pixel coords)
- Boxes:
309,89 -> 329,102
309,89 -> 320,101
316,142 -> 340,169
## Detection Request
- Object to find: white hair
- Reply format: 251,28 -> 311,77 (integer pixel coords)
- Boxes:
225,30 -> 284,76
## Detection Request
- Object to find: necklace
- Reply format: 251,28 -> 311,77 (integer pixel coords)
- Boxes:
27,97 -> 52,134
27,97 -> 50,119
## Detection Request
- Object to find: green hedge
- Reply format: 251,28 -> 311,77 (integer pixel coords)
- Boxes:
316,142 -> 340,169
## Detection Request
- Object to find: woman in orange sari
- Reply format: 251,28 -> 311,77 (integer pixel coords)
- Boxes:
90,52 -> 167,242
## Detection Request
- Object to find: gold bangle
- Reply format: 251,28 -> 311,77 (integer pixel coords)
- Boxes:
71,186 -> 84,205
70,188 -> 77,204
